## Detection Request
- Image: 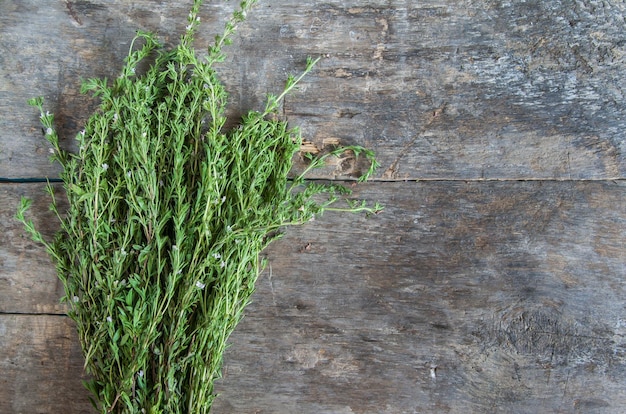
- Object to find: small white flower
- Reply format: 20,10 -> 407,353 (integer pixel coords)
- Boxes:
120,248 -> 128,257
102,163 -> 109,171
142,132 -> 147,138
221,196 -> 226,203
172,245 -> 178,251
72,296 -> 79,303
195,281 -> 205,289
113,113 -> 119,122
130,67 -> 136,74
45,127 -> 53,135
186,24 -> 193,30
48,147 -> 55,154
106,316 -> 113,323
226,225 -> 232,232
213,253 -> 221,259
220,261 -> 226,268
80,129 -> 85,136
234,239 -> 241,244
138,370 -> 144,378
126,170 -> 132,178
176,269 -> 182,275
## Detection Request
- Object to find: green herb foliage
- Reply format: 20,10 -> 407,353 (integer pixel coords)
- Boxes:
16,0 -> 381,412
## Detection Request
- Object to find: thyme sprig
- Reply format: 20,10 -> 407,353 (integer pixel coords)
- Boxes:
16,0 -> 381,412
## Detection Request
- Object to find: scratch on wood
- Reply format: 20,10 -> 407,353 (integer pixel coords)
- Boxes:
267,264 -> 278,312
65,1 -> 83,26
383,102 -> 447,179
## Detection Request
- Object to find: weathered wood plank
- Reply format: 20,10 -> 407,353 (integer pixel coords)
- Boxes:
0,314 -> 92,414
1,0 -> 624,180
2,181 -> 625,412
212,180 -> 626,413
0,184 -> 66,314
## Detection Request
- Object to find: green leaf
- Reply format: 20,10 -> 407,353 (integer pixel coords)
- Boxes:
125,290 -> 134,307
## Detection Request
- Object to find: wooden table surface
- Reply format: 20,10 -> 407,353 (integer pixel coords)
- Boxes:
1,1 -> 625,413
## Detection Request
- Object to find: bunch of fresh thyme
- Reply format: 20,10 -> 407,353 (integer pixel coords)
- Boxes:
16,0 -> 381,412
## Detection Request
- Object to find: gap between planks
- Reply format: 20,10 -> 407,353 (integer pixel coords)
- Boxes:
2,177 -> 625,184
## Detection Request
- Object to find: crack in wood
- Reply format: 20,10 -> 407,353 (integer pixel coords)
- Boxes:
65,1 -> 83,26
383,102 -> 447,179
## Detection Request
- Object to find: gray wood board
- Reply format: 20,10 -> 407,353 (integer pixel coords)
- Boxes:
1,184 -> 67,314
213,180 -> 626,413
1,1 -> 624,180
2,181 -> 625,413
0,314 -> 92,414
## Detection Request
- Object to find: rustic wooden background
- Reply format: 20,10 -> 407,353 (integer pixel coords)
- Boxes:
1,1 -> 625,413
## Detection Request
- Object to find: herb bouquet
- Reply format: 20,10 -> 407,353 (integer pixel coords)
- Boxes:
16,0 -> 380,412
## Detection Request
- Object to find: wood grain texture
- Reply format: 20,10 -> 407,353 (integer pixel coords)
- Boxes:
1,0 -> 624,180
0,184 -> 66,314
0,315 -> 91,414
214,180 -> 626,413
2,181 -> 625,413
